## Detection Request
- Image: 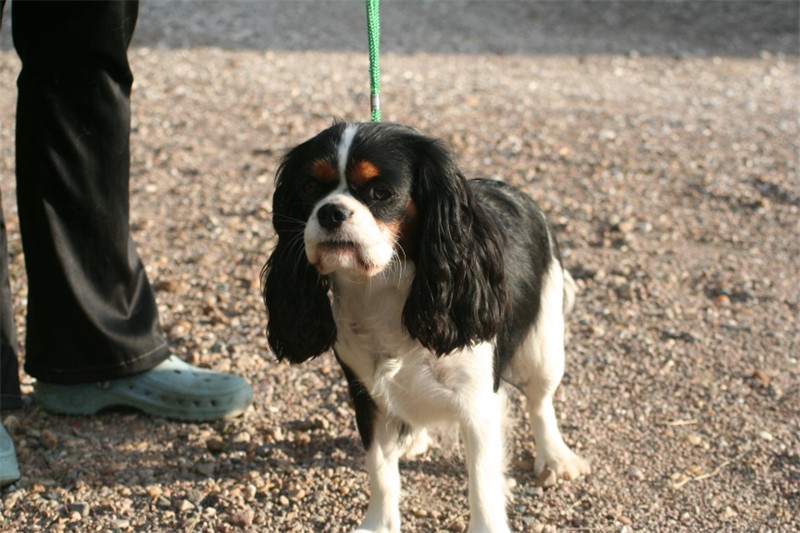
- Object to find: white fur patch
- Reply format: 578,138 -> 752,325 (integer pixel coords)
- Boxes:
337,123 -> 359,180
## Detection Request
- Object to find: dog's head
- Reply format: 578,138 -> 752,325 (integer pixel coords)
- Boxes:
263,122 -> 506,363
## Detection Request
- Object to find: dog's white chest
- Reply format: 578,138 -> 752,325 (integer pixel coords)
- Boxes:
332,270 -> 496,428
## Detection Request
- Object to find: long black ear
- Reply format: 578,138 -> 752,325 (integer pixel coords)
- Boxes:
262,162 -> 336,364
402,136 -> 507,355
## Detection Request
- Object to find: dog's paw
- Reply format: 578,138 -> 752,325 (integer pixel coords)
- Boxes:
466,525 -> 512,533
534,448 -> 590,487
348,517 -> 400,533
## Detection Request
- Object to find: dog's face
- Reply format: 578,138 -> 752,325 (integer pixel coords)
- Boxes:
297,123 -> 418,277
264,122 -> 506,363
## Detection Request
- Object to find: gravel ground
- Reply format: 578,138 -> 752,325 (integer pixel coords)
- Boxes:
1,1 -> 798,532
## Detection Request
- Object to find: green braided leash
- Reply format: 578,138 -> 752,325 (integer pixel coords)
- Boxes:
366,0 -> 381,121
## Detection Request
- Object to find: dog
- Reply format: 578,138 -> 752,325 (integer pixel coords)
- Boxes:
263,122 -> 590,533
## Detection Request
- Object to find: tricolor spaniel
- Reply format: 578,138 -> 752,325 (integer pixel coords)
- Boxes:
263,122 -> 589,533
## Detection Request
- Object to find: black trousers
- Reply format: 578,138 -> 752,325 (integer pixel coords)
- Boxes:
1,1 -> 170,408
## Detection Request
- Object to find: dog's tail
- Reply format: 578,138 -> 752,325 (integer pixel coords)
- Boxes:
563,268 -> 578,317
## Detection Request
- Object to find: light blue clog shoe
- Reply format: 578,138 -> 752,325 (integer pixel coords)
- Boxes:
35,356 -> 252,422
0,422 -> 20,487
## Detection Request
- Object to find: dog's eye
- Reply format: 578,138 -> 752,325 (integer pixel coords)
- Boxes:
301,180 -> 321,198
370,186 -> 393,202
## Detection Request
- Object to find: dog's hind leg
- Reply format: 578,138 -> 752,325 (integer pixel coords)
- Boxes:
516,265 -> 590,486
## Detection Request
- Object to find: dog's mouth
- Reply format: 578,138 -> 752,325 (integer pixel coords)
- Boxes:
318,240 -> 357,253
312,240 -> 381,276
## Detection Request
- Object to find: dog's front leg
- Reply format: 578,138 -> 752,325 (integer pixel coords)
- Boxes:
462,391 -> 512,533
352,413 -> 403,533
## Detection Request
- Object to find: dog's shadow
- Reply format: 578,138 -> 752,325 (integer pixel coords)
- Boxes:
278,426 -> 467,483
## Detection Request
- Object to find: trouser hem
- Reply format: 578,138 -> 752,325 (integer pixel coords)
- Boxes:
24,343 -> 171,385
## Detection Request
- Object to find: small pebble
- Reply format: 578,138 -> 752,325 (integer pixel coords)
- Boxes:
186,489 -> 205,505
534,467 -> 557,488
40,429 -> 58,450
196,463 -> 215,476
233,431 -> 252,444
287,488 -> 306,502
530,522 -> 545,533
627,467 -> 645,480
178,499 -> 195,512
722,506 -> 738,519
67,502 -> 89,517
206,437 -> 225,452
686,433 -> 704,446
228,510 -> 255,527
448,519 -> 467,532
156,496 -> 172,510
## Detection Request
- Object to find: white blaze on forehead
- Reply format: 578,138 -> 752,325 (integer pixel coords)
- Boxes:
337,123 -> 359,182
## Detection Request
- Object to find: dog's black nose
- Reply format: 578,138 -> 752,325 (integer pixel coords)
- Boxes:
317,203 -> 352,230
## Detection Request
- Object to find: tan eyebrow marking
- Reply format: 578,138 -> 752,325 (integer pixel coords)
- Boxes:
310,159 -> 337,184
350,160 -> 381,187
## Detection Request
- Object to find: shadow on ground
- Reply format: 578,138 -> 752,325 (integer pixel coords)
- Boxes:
0,1 -> 797,57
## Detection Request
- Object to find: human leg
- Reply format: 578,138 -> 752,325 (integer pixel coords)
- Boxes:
0,0 -> 20,488
0,0 -> 22,413
12,0 -> 169,383
10,1 -> 251,420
